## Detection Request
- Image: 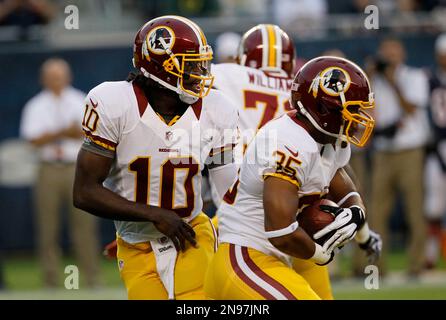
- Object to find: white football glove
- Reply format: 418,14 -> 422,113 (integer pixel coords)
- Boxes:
358,230 -> 382,264
310,243 -> 342,266
313,205 -> 366,253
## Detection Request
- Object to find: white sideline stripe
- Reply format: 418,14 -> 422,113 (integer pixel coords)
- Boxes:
234,245 -> 287,300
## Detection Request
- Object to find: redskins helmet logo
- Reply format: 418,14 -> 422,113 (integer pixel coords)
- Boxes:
309,66 -> 351,98
145,26 -> 175,56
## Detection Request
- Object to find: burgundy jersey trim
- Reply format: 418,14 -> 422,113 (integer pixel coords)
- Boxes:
132,82 -> 148,117
191,98 -> 202,119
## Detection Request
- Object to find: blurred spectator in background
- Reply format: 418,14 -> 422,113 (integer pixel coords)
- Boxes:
20,58 -> 100,288
0,0 -> 55,39
214,31 -> 241,63
424,33 -> 446,269
369,38 -> 429,278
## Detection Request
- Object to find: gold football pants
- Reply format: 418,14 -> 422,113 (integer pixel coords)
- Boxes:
210,217 -> 333,300
117,213 -> 217,300
204,243 -> 322,300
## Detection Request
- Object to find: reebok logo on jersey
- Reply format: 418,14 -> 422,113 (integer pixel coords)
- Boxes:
159,148 -> 180,153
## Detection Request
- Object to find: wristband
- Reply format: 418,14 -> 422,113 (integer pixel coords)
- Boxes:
265,221 -> 299,239
336,191 -> 360,207
355,222 -> 370,244
309,243 -> 329,264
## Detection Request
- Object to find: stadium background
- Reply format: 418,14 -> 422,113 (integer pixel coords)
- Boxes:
0,0 -> 445,299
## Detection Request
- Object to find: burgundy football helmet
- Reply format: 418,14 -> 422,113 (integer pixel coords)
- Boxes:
291,56 -> 375,147
237,24 -> 296,77
133,16 -> 214,104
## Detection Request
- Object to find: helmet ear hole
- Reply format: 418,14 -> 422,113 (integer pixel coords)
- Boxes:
316,101 -> 330,116
291,91 -> 301,109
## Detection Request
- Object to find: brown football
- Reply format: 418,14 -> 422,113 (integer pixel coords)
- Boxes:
297,198 -> 337,245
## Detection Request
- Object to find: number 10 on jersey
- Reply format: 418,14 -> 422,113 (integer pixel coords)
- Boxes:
128,156 -> 199,218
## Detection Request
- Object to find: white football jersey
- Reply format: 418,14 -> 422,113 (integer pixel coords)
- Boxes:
82,81 -> 238,243
212,63 -> 293,150
218,113 -> 351,265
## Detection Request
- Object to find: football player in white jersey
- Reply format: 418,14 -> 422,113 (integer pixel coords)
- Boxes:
73,16 -> 238,300
210,24 -> 338,299
203,24 -> 295,210
204,56 -> 382,300
213,24 -> 296,156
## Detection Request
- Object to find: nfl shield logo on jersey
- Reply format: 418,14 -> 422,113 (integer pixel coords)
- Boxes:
165,131 -> 173,141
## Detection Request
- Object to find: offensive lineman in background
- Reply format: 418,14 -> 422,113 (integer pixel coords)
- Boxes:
73,16 -> 238,299
212,24 -> 296,166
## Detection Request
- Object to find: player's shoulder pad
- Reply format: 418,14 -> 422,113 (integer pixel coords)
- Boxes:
87,81 -> 132,118
263,115 -> 319,156
336,142 -> 351,168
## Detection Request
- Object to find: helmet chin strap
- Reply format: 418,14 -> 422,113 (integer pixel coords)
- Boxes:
240,54 -> 247,66
139,67 -> 198,104
297,100 -> 348,143
178,90 -> 199,104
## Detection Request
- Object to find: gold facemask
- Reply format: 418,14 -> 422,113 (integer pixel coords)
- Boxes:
162,47 -> 214,99
341,97 -> 375,147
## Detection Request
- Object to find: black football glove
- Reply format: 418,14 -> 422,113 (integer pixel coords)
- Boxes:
313,205 -> 366,253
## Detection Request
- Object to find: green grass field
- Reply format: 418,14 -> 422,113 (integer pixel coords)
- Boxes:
1,251 -> 445,300
333,250 -> 446,299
